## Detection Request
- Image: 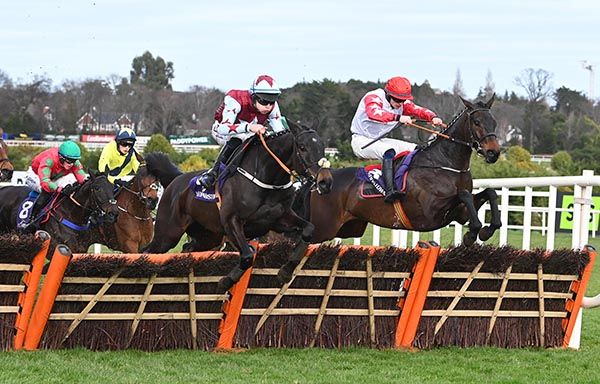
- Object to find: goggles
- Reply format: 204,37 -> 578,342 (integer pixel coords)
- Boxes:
255,96 -> 276,106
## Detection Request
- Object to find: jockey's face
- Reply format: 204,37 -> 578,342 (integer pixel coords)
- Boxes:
117,141 -> 134,155
60,158 -> 75,169
254,96 -> 276,115
389,96 -> 406,109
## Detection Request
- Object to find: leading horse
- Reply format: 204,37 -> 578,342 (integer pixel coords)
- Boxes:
0,129 -> 14,182
302,95 -> 502,245
70,154 -> 162,253
0,173 -> 119,252
143,122 -> 334,290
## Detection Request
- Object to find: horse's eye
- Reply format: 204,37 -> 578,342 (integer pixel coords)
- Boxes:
299,145 -> 306,151
473,119 -> 481,126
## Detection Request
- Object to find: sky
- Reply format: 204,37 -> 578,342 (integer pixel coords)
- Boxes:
2,0 -> 599,101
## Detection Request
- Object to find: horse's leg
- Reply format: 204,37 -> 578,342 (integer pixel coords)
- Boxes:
474,188 -> 502,242
457,190 -> 482,247
218,215 -> 255,292
271,211 -> 314,284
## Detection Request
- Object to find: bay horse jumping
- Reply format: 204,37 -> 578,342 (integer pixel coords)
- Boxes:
143,121 -> 334,290
0,129 -> 14,182
0,173 -> 119,253
70,154 -> 162,253
302,95 -> 501,246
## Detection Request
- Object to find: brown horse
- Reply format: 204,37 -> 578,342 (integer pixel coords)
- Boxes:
302,95 -> 501,246
0,129 -> 14,182
144,122 -> 334,290
70,153 -> 163,253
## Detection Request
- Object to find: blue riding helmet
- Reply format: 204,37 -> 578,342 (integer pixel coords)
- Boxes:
115,127 -> 136,144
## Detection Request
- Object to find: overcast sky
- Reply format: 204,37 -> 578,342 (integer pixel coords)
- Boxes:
2,0 -> 599,101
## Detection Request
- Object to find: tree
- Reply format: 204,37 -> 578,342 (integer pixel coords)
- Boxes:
143,134 -> 176,155
514,68 -> 553,152
483,69 -> 495,99
130,51 -> 174,90
452,69 -> 465,97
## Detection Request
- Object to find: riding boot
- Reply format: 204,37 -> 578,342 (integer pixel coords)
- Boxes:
24,192 -> 51,229
197,138 -> 241,188
383,155 -> 402,204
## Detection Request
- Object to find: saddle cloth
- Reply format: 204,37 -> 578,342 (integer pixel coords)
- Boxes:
355,150 -> 416,199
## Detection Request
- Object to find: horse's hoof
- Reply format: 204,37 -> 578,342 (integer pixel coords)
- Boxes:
462,233 -> 477,247
218,276 -> 235,292
478,226 -> 494,242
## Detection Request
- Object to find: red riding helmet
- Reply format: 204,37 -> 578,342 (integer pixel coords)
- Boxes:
384,77 -> 414,100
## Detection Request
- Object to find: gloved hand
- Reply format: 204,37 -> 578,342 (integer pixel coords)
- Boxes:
114,179 -> 128,188
399,115 -> 413,124
60,184 -> 75,196
432,117 -> 444,126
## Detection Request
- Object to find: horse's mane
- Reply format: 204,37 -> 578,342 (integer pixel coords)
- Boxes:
422,100 -> 489,149
144,152 -> 182,188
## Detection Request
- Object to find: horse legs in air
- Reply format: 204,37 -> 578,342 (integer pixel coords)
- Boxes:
144,215 -> 191,253
272,213 -> 314,284
218,215 -> 257,291
473,188 -> 502,241
457,190 -> 482,247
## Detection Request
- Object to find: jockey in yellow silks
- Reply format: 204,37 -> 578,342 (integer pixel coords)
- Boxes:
98,127 -> 140,186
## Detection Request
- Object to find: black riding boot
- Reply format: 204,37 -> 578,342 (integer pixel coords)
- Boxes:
383,156 -> 402,204
197,138 -> 241,189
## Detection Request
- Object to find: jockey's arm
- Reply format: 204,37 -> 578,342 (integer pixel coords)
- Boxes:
214,96 -> 250,136
402,100 -> 437,122
37,160 -> 59,193
267,103 -> 286,133
364,94 -> 398,123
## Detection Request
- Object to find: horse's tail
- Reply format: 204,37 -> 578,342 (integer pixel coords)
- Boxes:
144,152 -> 182,188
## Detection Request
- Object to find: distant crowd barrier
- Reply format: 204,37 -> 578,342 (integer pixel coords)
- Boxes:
0,233 -> 596,351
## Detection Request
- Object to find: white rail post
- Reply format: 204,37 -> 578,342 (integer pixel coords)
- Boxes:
546,186 -> 557,250
522,186 -> 533,249
578,170 -> 594,248
499,187 -> 510,246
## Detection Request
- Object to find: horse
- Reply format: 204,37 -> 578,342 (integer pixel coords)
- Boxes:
299,95 -> 502,246
143,121 -> 334,291
0,130 -> 14,182
0,173 -> 119,252
70,154 -> 163,253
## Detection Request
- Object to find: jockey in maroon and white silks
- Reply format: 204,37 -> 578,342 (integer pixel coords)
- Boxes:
197,75 -> 285,189
211,89 -> 286,145
350,88 -> 439,159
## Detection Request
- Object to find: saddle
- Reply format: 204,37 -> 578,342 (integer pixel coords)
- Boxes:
189,137 -> 254,202
16,192 -> 57,229
356,150 -> 417,199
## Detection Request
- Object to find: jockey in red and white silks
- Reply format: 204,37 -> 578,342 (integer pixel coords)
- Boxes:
211,89 -> 286,145
350,88 -> 439,160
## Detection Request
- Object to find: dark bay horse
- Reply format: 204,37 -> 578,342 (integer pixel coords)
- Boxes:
0,130 -> 14,182
144,122 -> 334,290
302,95 -> 501,246
71,154 -> 162,253
0,173 -> 118,252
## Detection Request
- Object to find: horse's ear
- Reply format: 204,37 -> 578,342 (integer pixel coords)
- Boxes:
460,96 -> 475,110
287,119 -> 301,135
485,93 -> 496,109
134,150 -> 144,164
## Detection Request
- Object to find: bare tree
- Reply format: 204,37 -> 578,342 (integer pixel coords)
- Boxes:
514,68 -> 553,151
452,69 -> 466,97
515,68 -> 552,103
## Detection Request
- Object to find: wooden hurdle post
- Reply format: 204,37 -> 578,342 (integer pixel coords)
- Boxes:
12,231 -> 51,350
23,245 -> 72,350
394,241 -> 440,348
562,245 -> 597,348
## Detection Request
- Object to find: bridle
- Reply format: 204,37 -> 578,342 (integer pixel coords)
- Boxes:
119,175 -> 160,209
256,130 -> 331,193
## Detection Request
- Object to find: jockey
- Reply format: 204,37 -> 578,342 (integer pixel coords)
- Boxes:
21,140 -> 88,227
350,76 -> 444,203
196,74 -> 287,189
98,127 -> 140,187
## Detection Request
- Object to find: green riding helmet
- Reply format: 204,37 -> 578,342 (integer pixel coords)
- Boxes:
58,141 -> 81,160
